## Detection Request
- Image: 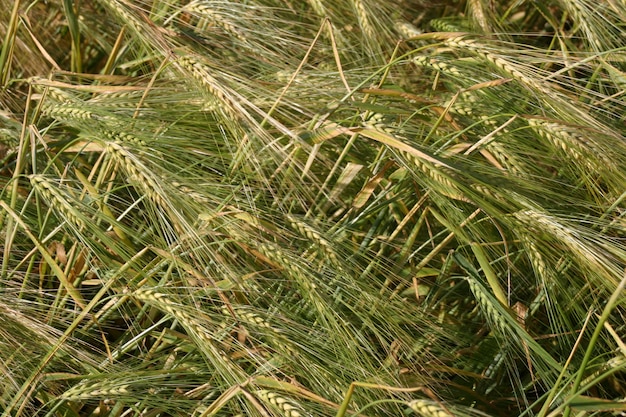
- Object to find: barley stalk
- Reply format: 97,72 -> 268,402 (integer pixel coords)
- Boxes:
352,0 -> 375,41
257,243 -> 303,280
102,129 -> 146,146
448,100 -> 473,116
413,56 -> 461,77
514,210 -> 577,249
564,0 -> 603,50
184,2 -> 248,43
222,306 -> 273,330
62,381 -> 129,400
399,151 -> 467,202
133,288 -> 192,325
407,399 -> 451,417
40,85 -> 75,104
168,178 -> 210,204
470,183 -> 501,202
88,90 -> 146,107
104,141 -> 196,241
42,104 -> 95,121
29,175 -> 86,230
466,0 -> 491,34
132,288 -> 232,364
429,19 -> 465,33
578,354 -> 626,388
445,36 -> 551,96
307,0 -> 327,17
484,141 -> 528,177
173,54 -> 239,120
513,209 -> 616,282
255,390 -> 304,417
465,276 -> 507,335
256,242 -> 327,315
519,235 -> 549,282
220,305 -> 298,359
447,91 -> 480,116
95,0 -> 150,44
361,112 -> 405,136
518,233 -> 558,317
395,21 -> 422,39
105,141 -> 166,208
527,118 -> 613,169
287,214 -> 340,267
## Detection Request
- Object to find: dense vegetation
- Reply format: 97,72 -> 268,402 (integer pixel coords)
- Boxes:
1,0 -> 625,416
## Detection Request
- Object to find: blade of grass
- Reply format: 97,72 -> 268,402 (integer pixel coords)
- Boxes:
0,0 -> 20,86
63,0 -> 82,73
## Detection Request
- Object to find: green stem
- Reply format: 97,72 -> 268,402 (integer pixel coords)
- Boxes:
0,0 -> 20,86
63,0 -> 83,73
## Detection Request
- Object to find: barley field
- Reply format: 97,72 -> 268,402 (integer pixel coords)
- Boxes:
0,1 -> 625,416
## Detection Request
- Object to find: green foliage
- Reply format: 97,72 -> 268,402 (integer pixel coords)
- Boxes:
1,0 -> 625,416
